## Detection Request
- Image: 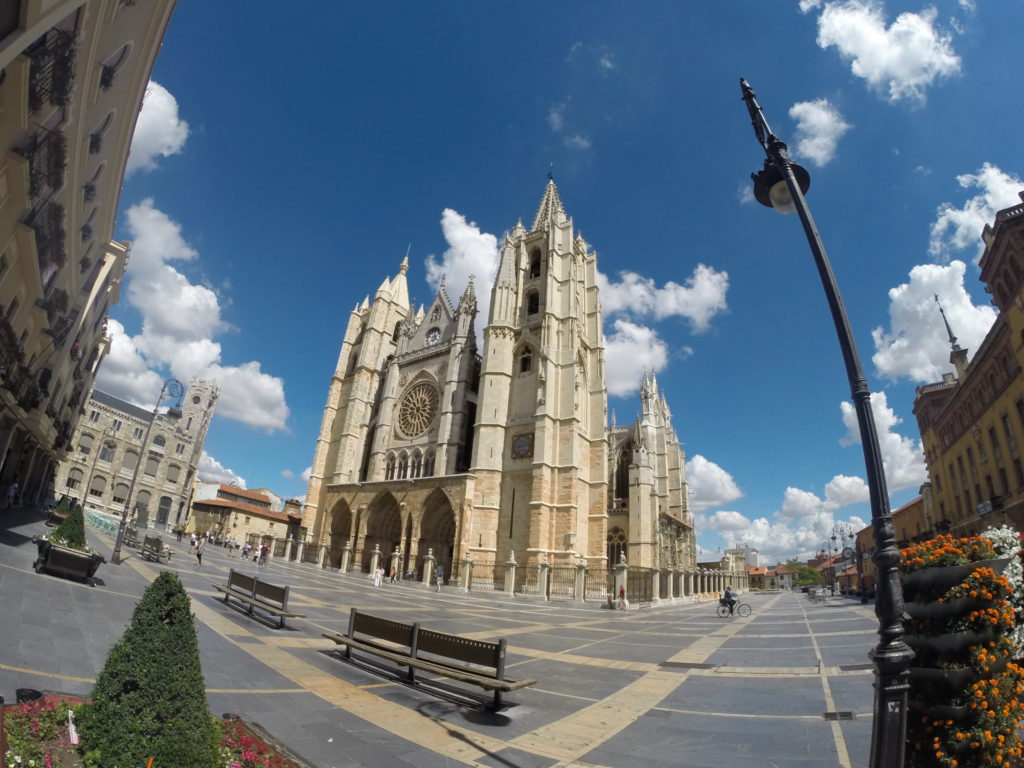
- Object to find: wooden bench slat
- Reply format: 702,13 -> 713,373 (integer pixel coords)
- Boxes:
213,570 -> 305,628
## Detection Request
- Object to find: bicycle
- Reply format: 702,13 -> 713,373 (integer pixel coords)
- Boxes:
717,599 -> 751,618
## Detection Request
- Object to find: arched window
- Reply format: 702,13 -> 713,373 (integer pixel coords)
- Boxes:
392,322 -> 402,342
385,454 -> 396,480
135,490 -> 151,514
144,456 -> 159,476
423,451 -> 436,477
78,433 -> 94,455
607,527 -> 627,565
66,468 -> 83,490
112,483 -> 129,504
89,111 -> 114,154
99,441 -> 115,462
122,449 -> 139,471
519,347 -> 532,373
398,452 -> 409,479
157,496 -> 172,525
529,248 -> 541,278
526,291 -> 539,315
99,43 -> 131,91
166,464 -> 180,484
615,448 -> 630,501
411,450 -> 422,478
89,474 -> 106,498
153,435 -> 166,447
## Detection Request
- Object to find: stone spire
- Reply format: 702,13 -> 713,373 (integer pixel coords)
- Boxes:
531,174 -> 567,231
935,294 -> 968,378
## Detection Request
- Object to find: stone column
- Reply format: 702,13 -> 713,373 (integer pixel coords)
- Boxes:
539,558 -> 550,601
284,538 -> 293,561
389,546 -> 402,580
505,551 -> 517,596
340,540 -> 352,572
613,554 -> 628,605
317,542 -> 327,569
369,544 -> 381,579
650,568 -> 660,605
422,548 -> 435,586
295,540 -> 305,563
461,557 -> 474,590
665,570 -> 675,601
574,560 -> 587,603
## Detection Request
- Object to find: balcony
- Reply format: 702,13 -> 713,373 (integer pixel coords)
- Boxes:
16,129 -> 67,201
28,29 -> 76,114
27,202 -> 66,286
0,319 -> 24,374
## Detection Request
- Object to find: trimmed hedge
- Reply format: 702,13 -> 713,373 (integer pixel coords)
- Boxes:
77,572 -> 220,768
48,502 -> 86,550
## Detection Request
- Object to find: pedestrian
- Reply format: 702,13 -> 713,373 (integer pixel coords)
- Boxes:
6,480 -> 18,510
435,564 -> 444,592
617,585 -> 629,610
176,527 -> 183,542
195,537 -> 205,566
373,566 -> 384,587
389,567 -> 397,584
190,533 -> 197,553
258,544 -> 268,566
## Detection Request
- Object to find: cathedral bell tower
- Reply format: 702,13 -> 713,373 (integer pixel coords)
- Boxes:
470,177 -> 609,566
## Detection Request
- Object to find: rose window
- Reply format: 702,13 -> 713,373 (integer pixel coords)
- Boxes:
398,382 -> 438,437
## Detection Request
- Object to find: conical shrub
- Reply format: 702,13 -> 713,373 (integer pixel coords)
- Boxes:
77,571 -> 220,768
48,502 -> 86,551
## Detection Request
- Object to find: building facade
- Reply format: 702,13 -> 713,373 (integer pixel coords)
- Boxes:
54,378 -> 216,529
913,192 -> 1024,537
190,483 -> 300,546
303,179 -> 698,587
0,0 -> 177,507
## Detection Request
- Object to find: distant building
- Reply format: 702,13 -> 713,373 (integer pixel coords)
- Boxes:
725,544 -> 759,567
190,483 -> 301,545
773,563 -> 795,590
856,495 -> 928,594
0,0 -> 177,507
249,487 -> 284,511
54,378 -> 217,529
913,192 -> 1024,537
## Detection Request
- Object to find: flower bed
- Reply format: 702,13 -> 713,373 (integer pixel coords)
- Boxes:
2,695 -> 305,768
902,529 -> 1024,768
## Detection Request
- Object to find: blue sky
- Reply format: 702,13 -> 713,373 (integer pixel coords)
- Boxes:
100,1 -> 1024,564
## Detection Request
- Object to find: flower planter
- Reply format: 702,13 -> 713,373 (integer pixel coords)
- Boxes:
903,597 -> 986,621
900,557 -> 1011,597
907,664 -> 978,693
33,538 -> 104,584
907,699 -> 972,723
904,630 -> 993,657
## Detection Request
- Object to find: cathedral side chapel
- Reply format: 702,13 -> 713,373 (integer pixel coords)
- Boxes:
302,179 -> 697,585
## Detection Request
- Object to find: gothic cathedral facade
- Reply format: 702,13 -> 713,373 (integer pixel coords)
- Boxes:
302,179 -> 696,579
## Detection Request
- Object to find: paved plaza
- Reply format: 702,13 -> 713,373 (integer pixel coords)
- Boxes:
1,508 -> 882,767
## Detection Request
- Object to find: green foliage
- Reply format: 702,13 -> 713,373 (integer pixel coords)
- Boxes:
55,495 -> 71,514
48,502 -> 87,551
796,565 -> 820,585
77,572 -> 221,768
784,557 -> 802,572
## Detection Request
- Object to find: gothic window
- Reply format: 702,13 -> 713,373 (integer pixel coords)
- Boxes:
526,291 -> 539,315
411,450 -> 422,478
398,382 -> 438,437
423,451 -> 436,477
607,527 -> 627,565
385,454 -> 396,480
519,348 -> 532,373
398,452 -> 409,479
615,448 -> 630,501
392,322 -> 401,341
529,249 -> 541,278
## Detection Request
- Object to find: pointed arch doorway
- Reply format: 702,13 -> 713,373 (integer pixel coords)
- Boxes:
362,493 -> 402,572
328,499 -> 353,569
418,488 -> 456,581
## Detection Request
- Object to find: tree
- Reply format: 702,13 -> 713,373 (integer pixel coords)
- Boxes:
784,557 -> 802,572
78,572 -> 220,768
796,565 -> 820,586
47,501 -> 86,551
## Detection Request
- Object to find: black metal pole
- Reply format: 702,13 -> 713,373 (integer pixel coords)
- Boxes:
739,78 -> 912,768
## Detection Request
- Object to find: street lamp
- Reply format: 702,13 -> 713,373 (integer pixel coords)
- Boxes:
739,78 -> 912,768
84,424 -> 117,511
110,378 -> 183,565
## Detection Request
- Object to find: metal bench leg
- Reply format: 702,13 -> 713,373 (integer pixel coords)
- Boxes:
492,689 -> 502,710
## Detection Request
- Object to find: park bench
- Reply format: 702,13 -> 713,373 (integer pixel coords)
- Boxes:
213,568 -> 305,629
123,527 -> 139,548
806,587 -> 827,604
140,534 -> 171,563
322,608 -> 535,709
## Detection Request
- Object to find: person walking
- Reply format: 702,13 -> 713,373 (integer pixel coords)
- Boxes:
195,537 -> 205,567
190,532 -> 197,554
258,544 -> 268,566
435,564 -> 444,592
373,566 -> 384,587
389,567 -> 397,584
6,480 -> 18,511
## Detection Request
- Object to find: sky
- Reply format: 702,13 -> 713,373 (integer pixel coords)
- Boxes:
99,0 -> 1024,565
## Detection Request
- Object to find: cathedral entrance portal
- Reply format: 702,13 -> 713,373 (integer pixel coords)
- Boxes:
362,493 -> 402,572
328,500 -> 353,569
419,488 -> 455,581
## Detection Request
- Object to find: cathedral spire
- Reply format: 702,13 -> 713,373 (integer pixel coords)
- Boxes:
531,174 -> 567,231
935,294 -> 968,378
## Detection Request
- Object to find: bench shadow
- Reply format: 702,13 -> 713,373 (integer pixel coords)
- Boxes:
0,528 -> 36,547
208,595 -> 302,631
414,701 -> 518,767
318,648 -> 518,717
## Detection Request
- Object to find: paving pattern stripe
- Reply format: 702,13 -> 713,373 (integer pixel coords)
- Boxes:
799,595 -> 852,768
506,593 -> 786,766
651,704 -> 846,720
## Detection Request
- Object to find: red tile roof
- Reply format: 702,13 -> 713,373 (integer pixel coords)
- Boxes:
218,484 -> 270,504
193,497 -> 290,523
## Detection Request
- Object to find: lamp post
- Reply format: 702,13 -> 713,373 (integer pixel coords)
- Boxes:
110,378 -> 183,565
739,78 -> 912,768
83,424 -> 117,511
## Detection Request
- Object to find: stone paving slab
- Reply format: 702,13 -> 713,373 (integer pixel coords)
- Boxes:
0,507 -> 890,767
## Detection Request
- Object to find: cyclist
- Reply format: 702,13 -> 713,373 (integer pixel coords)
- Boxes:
721,585 -> 737,615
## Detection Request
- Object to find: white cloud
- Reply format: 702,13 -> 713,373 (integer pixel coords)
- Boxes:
824,474 -> 870,507
126,81 -> 189,175
685,454 -> 743,513
872,260 -> 997,382
705,510 -> 750,531
813,1 -> 960,104
598,53 -> 616,72
281,469 -> 295,479
697,508 -> 840,564
781,487 -> 826,518
604,320 -> 668,397
301,466 -> 312,483
598,264 -> 729,332
424,208 -> 500,346
564,134 -> 591,150
929,163 -> 1024,263
799,0 -> 823,10
94,200 -> 290,432
737,182 -> 755,206
789,98 -> 851,166
547,103 -> 566,133
198,451 -> 246,488
839,391 -> 926,491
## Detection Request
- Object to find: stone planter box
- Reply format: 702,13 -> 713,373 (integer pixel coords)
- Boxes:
905,630 -> 994,657
33,538 -> 104,584
903,597 -> 986,621
901,557 -> 1011,599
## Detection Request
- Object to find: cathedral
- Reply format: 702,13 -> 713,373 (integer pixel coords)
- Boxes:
302,179 -> 697,583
